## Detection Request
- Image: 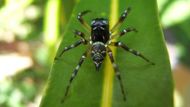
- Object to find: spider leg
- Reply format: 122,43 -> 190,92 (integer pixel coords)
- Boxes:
110,27 -> 137,39
110,7 -> 131,33
55,39 -> 85,60
107,47 -> 126,101
61,50 -> 88,103
111,41 -> 155,65
74,30 -> 87,41
77,10 -> 91,32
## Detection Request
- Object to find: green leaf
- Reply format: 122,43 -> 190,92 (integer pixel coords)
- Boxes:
40,0 -> 174,107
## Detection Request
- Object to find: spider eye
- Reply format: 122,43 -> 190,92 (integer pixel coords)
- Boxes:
91,20 -> 96,25
102,20 -> 108,24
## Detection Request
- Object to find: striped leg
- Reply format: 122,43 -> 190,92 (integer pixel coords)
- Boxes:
110,7 -> 131,33
112,41 -> 155,65
55,39 -> 85,60
111,27 -> 137,39
74,30 -> 87,40
61,51 -> 88,103
107,47 -> 126,101
77,10 -> 91,31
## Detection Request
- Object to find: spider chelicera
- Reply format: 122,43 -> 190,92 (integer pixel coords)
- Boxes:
55,7 -> 154,103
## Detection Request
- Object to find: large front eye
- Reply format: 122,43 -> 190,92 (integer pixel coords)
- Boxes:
102,20 -> 108,24
91,20 -> 96,26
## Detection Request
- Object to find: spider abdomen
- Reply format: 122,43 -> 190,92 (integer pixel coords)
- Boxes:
91,42 -> 106,71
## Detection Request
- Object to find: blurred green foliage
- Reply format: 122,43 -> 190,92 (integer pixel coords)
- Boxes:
158,0 -> 190,66
167,19 -> 190,65
0,0 -> 75,107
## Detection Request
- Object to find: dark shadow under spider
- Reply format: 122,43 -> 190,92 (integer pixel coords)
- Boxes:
55,7 -> 155,103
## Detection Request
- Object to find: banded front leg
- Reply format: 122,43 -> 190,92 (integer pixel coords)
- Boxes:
77,10 -> 91,31
110,7 -> 131,33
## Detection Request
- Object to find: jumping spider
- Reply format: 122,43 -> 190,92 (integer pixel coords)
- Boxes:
55,7 -> 154,103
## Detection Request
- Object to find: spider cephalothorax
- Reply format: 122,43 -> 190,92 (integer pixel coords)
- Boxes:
55,8 -> 154,103
91,18 -> 109,43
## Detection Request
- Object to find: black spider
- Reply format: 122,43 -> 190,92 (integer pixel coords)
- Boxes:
55,7 -> 154,103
